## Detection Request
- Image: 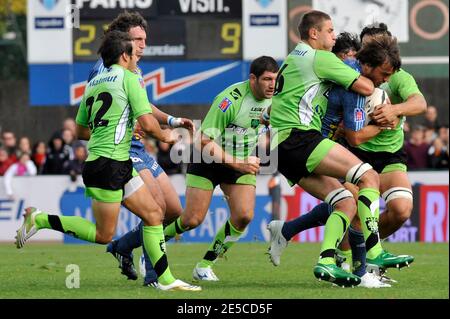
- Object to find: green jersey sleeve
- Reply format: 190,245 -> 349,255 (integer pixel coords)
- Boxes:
385,69 -> 423,103
123,70 -> 152,119
201,92 -> 237,139
314,50 -> 360,89
75,96 -> 89,127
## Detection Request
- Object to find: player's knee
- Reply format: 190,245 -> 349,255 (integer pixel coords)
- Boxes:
383,187 -> 413,225
96,231 -> 114,245
235,211 -> 253,228
346,163 -> 379,188
391,203 -> 413,225
358,168 -> 379,188
182,213 -> 204,230
325,188 -> 356,217
334,198 -> 357,219
140,204 -> 164,225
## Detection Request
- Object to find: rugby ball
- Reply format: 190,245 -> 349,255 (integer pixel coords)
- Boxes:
364,88 -> 390,126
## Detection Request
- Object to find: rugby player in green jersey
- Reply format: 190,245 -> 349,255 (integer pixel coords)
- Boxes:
349,23 -> 427,274
161,56 -> 278,282
15,31 -> 200,291
269,10 -> 386,287
96,11 -> 195,288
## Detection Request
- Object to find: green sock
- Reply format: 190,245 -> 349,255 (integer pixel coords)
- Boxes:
319,211 -> 350,265
163,216 -> 186,240
357,188 -> 383,259
35,213 -> 96,243
143,225 -> 176,285
198,219 -> 244,268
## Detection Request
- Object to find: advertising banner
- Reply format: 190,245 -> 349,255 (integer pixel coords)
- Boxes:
31,60 -> 247,106
243,0 -> 288,60
27,0 -> 73,63
312,0 -> 409,42
71,0 -> 158,19
157,0 -> 242,17
0,172 -> 447,243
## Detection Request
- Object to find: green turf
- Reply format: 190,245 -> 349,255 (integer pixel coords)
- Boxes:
1,242 -> 448,299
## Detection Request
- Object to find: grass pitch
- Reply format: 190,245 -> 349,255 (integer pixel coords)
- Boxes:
1,242 -> 448,299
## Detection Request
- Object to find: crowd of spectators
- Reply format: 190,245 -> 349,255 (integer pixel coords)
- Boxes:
404,105 -> 449,170
1,108 -> 448,196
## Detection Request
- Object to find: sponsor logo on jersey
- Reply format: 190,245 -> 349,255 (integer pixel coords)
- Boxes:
39,0 -> 59,11
251,119 -> 260,129
218,97 -> 232,112
354,108 -> 365,123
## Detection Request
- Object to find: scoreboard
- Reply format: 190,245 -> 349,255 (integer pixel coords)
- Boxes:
28,0 -> 288,106
72,0 -> 243,61
28,0 -> 447,106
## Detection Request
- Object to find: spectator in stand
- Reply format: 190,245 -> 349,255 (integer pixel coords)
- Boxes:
419,105 -> 441,130
1,131 -> 18,162
3,152 -> 37,199
424,125 -> 437,145
61,128 -> 76,160
157,141 -> 182,175
42,133 -> 70,175
62,117 -> 78,139
0,147 -> 15,176
63,144 -> 87,182
32,141 -> 47,174
404,125 -> 429,170
403,120 -> 411,141
428,125 -> 449,169
17,137 -> 32,158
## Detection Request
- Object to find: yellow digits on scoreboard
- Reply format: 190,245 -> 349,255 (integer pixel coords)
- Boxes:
221,23 -> 241,55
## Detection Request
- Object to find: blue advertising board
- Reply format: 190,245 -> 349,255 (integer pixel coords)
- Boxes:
29,60 -> 249,106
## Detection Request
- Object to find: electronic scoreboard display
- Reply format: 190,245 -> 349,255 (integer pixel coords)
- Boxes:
72,0 -> 242,61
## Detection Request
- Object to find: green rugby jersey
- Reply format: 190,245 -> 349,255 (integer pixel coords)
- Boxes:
76,64 -> 152,161
358,69 -> 423,153
270,42 -> 360,145
200,80 -> 271,159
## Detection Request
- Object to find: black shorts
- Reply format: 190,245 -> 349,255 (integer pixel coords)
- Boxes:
186,161 -> 256,190
276,129 -> 333,185
82,156 -> 133,191
348,147 -> 407,174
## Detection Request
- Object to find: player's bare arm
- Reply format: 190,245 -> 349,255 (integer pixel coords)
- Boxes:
76,124 -> 91,141
198,133 -> 260,175
372,93 -> 427,125
349,75 -> 374,96
151,103 -> 195,131
137,113 -> 176,144
344,124 -> 387,146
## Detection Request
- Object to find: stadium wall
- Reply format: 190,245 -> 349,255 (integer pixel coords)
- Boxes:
0,172 -> 448,244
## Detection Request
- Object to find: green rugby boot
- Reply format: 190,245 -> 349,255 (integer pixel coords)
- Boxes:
366,250 -> 414,274
313,263 -> 361,287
